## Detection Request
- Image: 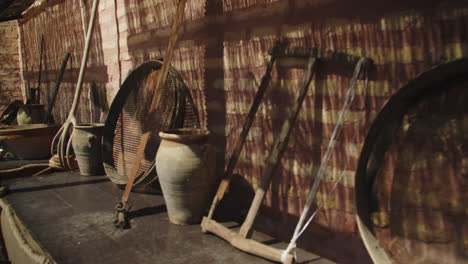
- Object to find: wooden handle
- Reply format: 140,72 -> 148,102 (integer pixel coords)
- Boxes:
67,0 -> 100,123
217,41 -> 280,199
148,0 -> 187,116
201,217 -> 294,264
206,41 -> 284,220
273,46 -> 373,66
36,35 -> 44,103
239,57 -> 317,238
120,0 -> 187,206
44,52 -> 70,123
121,131 -> 151,204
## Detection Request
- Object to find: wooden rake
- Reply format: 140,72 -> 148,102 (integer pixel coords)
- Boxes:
50,0 -> 99,170
114,0 -> 188,228
201,45 -> 372,263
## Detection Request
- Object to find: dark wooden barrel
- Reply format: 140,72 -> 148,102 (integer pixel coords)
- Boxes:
355,58 -> 468,263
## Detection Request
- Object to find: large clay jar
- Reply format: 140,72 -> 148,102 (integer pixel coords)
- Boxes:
156,128 -> 216,225
71,123 -> 105,176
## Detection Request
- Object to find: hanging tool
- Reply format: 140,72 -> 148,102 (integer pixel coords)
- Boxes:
114,0 -> 188,229
44,52 -> 70,124
50,0 -> 99,169
29,35 -> 44,104
201,45 -> 372,263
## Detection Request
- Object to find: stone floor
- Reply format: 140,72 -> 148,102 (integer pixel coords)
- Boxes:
0,163 -> 334,264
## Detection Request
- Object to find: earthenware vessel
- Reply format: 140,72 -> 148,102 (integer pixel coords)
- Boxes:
72,123 -> 105,176
156,128 -> 216,225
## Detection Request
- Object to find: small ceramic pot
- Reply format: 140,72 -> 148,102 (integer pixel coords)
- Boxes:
72,123 -> 105,176
17,104 -> 46,125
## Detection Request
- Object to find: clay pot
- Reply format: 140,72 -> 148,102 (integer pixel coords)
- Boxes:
17,104 -> 46,125
71,123 -> 105,176
155,128 -> 216,225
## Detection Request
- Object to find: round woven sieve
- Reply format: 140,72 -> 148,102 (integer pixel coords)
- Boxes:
102,60 -> 200,187
355,58 -> 468,264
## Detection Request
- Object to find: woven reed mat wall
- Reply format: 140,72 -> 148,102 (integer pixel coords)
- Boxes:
16,1 -> 468,262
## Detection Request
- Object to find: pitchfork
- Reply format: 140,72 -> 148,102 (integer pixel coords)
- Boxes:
50,0 -> 100,169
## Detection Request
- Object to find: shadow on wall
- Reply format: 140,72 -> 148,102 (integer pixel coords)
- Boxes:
120,0 -> 468,262
19,0 -> 108,124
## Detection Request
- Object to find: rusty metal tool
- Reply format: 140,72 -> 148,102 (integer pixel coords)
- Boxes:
114,0 -> 188,228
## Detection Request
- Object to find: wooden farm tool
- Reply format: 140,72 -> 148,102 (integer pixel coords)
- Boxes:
202,56 -> 316,264
205,40 -> 286,220
238,56 -> 316,241
201,46 -> 371,263
44,52 -> 70,124
114,0 -> 188,228
50,0 -> 99,170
